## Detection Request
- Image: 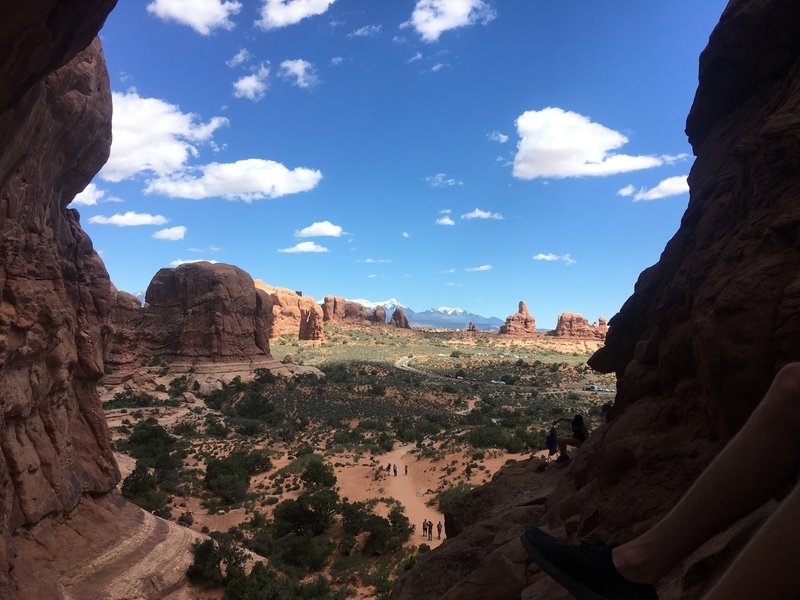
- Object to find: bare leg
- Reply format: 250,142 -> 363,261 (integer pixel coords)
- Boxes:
704,482 -> 800,599
557,436 -> 582,455
613,363 -> 800,584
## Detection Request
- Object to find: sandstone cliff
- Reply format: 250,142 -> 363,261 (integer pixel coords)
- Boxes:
499,300 -> 536,336
105,262 -> 272,366
0,1 -> 119,593
392,1 -> 800,598
254,280 -> 324,341
322,295 -> 386,325
550,311 -> 607,340
388,307 -> 411,329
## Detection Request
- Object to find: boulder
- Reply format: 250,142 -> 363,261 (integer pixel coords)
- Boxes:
499,301 -> 536,336
389,307 -> 411,328
550,311 -> 607,340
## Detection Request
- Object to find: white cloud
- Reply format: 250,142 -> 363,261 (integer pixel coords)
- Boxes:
408,52 -> 423,63
348,24 -> 382,38
633,175 -> 689,201
170,258 -> 218,267
209,245 -> 222,252
402,231 -> 410,238
102,91 -> 228,182
70,183 -> 106,206
367,274 -> 378,279
662,153 -> 689,164
487,130 -> 508,143
461,207 -> 503,220
331,56 -> 343,66
512,107 -> 664,179
430,62 -> 447,72
438,268 -> 456,274
146,158 -> 322,202
147,0 -> 242,34
426,173 -> 463,187
361,258 -> 391,263
436,216 -> 455,226
465,264 -> 492,272
233,64 -> 270,101
616,184 -> 635,197
404,0 -> 496,42
439,208 -> 452,214
153,225 -> 187,240
295,220 -> 343,237
278,241 -> 328,253
257,0 -> 336,29
280,59 -> 318,88
533,253 -> 576,266
89,212 -> 168,227
226,48 -> 251,68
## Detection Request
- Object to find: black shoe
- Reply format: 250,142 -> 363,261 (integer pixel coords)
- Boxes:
555,453 -> 570,464
520,528 -> 658,600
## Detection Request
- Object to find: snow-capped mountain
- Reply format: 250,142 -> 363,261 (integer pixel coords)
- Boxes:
345,299 -> 501,330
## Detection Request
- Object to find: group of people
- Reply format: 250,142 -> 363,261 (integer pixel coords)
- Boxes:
384,463 -> 408,476
421,518 -> 442,541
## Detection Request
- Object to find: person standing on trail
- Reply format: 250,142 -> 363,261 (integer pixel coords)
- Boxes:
422,519 -> 427,538
393,464 -> 398,477
428,520 -> 433,541
404,464 -> 408,475
437,520 -> 443,540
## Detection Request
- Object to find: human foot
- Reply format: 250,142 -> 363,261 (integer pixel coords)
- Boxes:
520,528 -> 658,600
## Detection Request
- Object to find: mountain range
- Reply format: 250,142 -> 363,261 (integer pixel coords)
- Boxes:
348,298 -> 503,330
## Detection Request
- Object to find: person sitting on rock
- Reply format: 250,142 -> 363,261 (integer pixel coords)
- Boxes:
552,414 -> 588,463
522,362 -> 800,600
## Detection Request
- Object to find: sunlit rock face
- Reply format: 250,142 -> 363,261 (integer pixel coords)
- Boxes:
499,300 -> 536,336
0,0 -> 119,591
391,1 -> 800,598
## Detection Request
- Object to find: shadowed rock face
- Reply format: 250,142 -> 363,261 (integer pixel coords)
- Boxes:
389,306 -> 411,328
106,262 -> 273,365
0,0 -> 119,590
392,1 -> 800,598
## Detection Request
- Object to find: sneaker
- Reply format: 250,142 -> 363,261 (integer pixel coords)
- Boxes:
520,528 -> 658,600
555,453 -> 570,464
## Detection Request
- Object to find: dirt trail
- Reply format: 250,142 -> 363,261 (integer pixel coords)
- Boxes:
335,444 -> 446,548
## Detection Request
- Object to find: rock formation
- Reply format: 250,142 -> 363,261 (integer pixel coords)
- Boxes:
389,307 -> 411,328
0,1 -> 119,593
550,311 -> 607,340
254,280 -> 324,341
322,296 -> 386,325
467,322 -> 478,332
499,301 -> 536,336
105,262 -> 272,366
392,1 -> 800,598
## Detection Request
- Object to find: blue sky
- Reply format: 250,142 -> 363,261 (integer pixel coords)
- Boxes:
78,0 -> 728,327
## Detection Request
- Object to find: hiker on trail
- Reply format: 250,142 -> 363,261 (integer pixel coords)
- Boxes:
428,520 -> 433,541
601,402 -> 612,422
393,464 -> 398,476
386,463 -> 391,474
437,520 -> 443,540
422,520 -> 427,538
522,362 -> 800,600
404,464 -> 408,475
552,414 -> 588,464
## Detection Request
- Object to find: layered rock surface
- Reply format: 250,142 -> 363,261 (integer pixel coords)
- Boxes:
499,301 -> 536,336
389,307 -> 411,328
253,280 -> 324,341
105,262 -> 272,366
392,1 -> 800,598
550,311 -> 607,340
0,1 -> 120,593
322,295 -> 386,325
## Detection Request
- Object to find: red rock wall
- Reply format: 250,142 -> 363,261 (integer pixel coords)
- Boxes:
0,0 -> 119,590
550,311 -> 607,340
392,1 -> 800,598
499,300 -> 536,336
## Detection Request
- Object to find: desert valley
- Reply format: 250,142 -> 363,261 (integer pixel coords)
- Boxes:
2,1 -> 800,599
